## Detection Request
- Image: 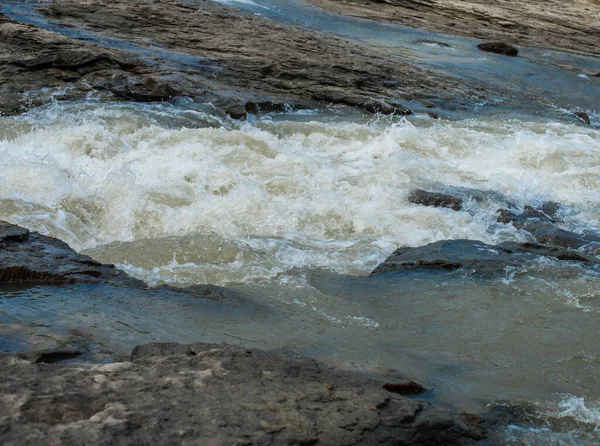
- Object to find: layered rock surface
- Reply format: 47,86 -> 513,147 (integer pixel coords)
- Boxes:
0,0 -> 482,116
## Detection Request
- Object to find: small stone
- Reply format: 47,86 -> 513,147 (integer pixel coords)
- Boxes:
408,190 -> 462,211
477,42 -> 519,56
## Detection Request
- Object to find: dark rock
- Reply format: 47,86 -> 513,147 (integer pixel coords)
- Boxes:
0,341 -> 486,445
574,111 -> 590,125
0,222 -> 29,243
477,42 -> 519,56
540,201 -> 564,219
0,221 -> 144,286
498,241 -> 593,263
31,349 -> 84,364
245,101 -> 288,115
371,239 -> 524,275
383,380 -> 426,396
408,189 -> 463,211
224,104 -> 247,120
497,206 -> 600,249
371,238 -> 598,276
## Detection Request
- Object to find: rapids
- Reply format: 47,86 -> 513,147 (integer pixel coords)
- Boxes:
1,101 -> 600,443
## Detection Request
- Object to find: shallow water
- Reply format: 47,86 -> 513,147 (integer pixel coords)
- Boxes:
210,0 -> 600,119
1,101 -> 600,443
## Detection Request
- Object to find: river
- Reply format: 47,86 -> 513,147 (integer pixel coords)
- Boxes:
1,1 -> 599,444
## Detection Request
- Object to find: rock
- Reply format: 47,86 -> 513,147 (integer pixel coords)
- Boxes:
245,101 -> 288,115
408,189 -> 463,211
383,380 -> 426,396
574,111 -> 590,125
497,206 -> 600,250
0,341 -> 486,445
0,222 -> 29,243
371,239 -> 525,275
224,104 -> 247,120
371,238 -> 597,276
0,221 -> 143,286
477,42 -> 519,56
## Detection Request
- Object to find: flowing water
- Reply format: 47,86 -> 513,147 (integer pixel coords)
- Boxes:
1,100 -> 600,443
1,1 -> 600,444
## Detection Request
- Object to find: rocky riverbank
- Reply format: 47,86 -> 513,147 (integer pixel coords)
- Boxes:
0,0 -> 490,117
304,0 -> 600,57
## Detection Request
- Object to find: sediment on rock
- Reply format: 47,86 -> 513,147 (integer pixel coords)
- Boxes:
0,341 -> 486,445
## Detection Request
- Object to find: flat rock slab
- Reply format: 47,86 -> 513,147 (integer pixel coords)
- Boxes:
0,221 -> 143,286
371,239 -> 598,275
0,342 -> 485,445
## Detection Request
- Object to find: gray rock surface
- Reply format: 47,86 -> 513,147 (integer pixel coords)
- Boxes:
497,206 -> 600,250
0,341 -> 486,445
371,239 -> 598,275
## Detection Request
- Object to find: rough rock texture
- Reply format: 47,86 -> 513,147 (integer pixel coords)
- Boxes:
305,0 -> 600,56
0,342 -> 486,445
477,42 -> 518,56
408,190 -> 463,211
0,221 -> 142,285
0,1 -> 484,116
497,206 -> 600,250
371,239 -> 598,275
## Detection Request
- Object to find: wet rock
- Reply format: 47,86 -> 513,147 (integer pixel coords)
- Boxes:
497,206 -> 600,249
224,104 -> 247,120
383,380 -> 426,396
0,222 -> 29,243
574,111 -> 590,125
371,238 -> 597,276
408,189 -> 463,211
477,42 -> 519,56
498,241 -> 594,263
0,221 -> 143,286
309,88 -> 411,115
30,348 -> 84,364
371,239 -> 524,275
245,101 -> 288,115
0,341 -> 486,445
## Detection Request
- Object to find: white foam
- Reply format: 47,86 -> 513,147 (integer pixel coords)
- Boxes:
1,102 -> 599,283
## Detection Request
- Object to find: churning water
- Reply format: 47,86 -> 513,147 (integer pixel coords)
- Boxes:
1,100 -> 600,444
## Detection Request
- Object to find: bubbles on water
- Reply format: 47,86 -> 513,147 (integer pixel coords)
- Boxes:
0,101 -> 599,285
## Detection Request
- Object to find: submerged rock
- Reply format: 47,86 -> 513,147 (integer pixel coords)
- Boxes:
477,42 -> 519,56
0,341 -> 486,445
